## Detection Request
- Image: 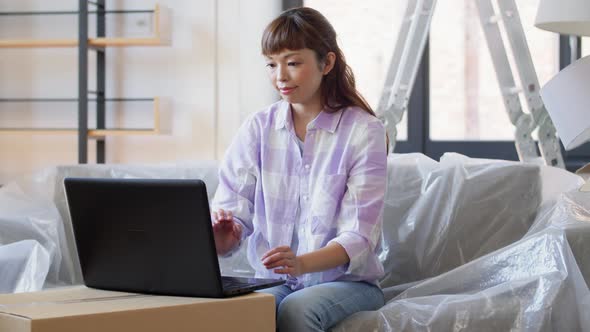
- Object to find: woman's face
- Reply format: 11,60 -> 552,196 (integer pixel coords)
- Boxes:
265,48 -> 333,110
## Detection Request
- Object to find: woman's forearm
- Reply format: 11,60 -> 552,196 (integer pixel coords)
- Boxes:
298,242 -> 350,275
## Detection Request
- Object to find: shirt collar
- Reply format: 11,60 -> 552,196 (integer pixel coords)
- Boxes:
310,106 -> 343,133
274,101 -> 344,134
274,100 -> 291,131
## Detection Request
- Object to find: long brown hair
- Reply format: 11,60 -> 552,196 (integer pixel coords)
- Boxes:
261,7 -> 375,117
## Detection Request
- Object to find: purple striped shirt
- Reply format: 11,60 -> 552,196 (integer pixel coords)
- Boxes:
212,100 -> 387,289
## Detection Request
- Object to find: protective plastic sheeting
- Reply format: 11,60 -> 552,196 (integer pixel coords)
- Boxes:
379,153 -> 439,289
0,162 -> 234,290
0,240 -> 50,293
334,155 -> 590,331
334,226 -> 590,331
380,153 -> 543,294
0,173 -> 65,290
1,154 -> 589,331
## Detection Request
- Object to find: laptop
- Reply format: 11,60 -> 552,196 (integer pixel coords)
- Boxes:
63,177 -> 284,298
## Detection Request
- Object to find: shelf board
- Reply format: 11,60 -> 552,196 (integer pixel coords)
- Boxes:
0,98 -> 154,103
88,128 -> 159,137
0,10 -> 154,16
0,4 -> 170,48
0,128 -> 77,135
0,39 -> 78,48
0,97 -> 162,137
89,37 -> 164,47
0,128 -> 158,135
0,38 -> 163,48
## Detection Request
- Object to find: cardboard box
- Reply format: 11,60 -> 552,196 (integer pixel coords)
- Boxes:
0,286 -> 275,332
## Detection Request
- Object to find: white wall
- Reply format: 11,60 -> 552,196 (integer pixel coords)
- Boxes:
0,0 -> 280,183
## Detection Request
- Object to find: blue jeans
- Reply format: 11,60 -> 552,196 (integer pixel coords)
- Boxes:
257,281 -> 384,331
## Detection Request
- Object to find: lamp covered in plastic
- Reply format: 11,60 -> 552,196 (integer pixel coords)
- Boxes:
535,0 -> 590,36
540,55 -> 590,150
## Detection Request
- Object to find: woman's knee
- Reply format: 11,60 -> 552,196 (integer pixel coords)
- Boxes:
277,294 -> 322,330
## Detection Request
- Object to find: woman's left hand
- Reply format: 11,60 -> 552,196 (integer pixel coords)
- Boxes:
261,246 -> 304,277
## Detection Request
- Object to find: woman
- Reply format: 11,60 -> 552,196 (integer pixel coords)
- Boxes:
211,7 -> 387,331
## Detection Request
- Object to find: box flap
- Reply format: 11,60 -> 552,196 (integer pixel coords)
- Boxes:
0,286 -> 145,319
0,286 -> 135,305
0,313 -> 29,332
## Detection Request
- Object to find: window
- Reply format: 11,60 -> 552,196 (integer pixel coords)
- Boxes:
430,0 -> 558,141
288,0 -> 588,167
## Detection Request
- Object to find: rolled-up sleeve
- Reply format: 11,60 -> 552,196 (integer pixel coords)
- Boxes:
328,120 -> 387,279
212,115 -> 259,253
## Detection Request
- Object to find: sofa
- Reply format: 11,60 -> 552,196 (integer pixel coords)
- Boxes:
0,153 -> 588,331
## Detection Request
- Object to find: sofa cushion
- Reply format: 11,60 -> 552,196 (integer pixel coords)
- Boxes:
378,153 -> 439,288
379,153 -> 542,287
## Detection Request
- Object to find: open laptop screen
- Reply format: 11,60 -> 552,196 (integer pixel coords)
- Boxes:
64,178 -> 224,297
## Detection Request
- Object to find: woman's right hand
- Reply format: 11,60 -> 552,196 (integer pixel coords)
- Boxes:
212,208 -> 242,256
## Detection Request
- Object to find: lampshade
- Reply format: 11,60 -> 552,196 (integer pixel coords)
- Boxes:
535,0 -> 590,36
540,55 -> 590,150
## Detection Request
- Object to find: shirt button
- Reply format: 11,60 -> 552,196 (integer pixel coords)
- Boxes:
304,164 -> 310,169
303,195 -> 308,201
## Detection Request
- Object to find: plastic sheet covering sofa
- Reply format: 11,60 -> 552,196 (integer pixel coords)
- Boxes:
333,155 -> 590,331
0,240 -> 50,293
379,153 -> 543,292
0,170 -> 65,289
0,161 -> 250,291
0,153 -> 589,331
